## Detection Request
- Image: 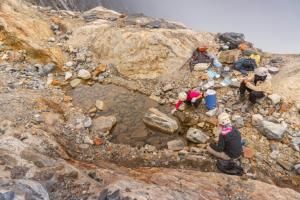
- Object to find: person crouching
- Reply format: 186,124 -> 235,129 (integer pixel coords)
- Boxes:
239,67 -> 272,104
171,90 -> 203,114
207,113 -> 242,160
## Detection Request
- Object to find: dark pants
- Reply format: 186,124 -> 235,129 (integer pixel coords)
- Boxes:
185,98 -> 201,108
240,81 -> 265,104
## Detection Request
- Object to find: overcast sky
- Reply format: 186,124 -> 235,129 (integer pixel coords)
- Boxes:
103,0 -> 300,54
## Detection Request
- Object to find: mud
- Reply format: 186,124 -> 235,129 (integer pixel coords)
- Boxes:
70,84 -> 176,149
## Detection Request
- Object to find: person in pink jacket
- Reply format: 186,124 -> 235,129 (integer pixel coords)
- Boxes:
171,90 -> 203,114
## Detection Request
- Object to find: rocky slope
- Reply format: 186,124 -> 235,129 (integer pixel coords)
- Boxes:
0,0 -> 300,199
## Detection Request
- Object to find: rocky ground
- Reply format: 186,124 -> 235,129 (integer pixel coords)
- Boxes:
0,0 -> 300,199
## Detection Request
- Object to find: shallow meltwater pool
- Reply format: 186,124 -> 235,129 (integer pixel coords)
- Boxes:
71,84 -> 176,149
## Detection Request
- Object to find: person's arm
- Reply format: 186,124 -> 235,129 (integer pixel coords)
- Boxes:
210,134 -> 226,152
245,82 -> 260,91
172,100 -> 183,114
175,100 -> 183,110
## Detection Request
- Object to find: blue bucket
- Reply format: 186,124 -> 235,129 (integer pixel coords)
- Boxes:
205,89 -> 217,110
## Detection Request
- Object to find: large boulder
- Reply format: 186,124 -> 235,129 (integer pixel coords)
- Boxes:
186,128 -> 210,144
167,139 -> 185,151
268,94 -> 282,105
143,108 -> 178,134
98,169 -> 300,200
258,120 -> 287,141
0,179 -> 50,200
92,116 -> 117,133
68,12 -> 217,79
292,137 -> 300,151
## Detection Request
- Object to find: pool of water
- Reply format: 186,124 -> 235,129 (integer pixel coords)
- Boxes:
70,84 -> 176,149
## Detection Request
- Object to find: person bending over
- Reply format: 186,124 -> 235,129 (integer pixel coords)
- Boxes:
171,90 -> 203,114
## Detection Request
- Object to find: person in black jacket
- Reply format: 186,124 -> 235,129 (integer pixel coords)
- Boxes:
207,113 -> 242,160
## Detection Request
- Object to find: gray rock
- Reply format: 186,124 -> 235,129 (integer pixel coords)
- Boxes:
144,144 -> 156,153
277,160 -> 293,171
39,63 -> 56,76
205,108 -> 218,117
295,164 -> 300,175
33,114 -> 44,123
70,79 -> 81,88
270,150 -> 280,160
0,191 -> 15,200
65,71 -> 73,81
268,94 -> 282,105
291,137 -> 300,151
0,120 -> 12,134
79,144 -> 90,149
232,114 -> 244,128
229,81 -> 241,88
162,83 -> 173,92
268,66 -> 280,74
65,61 -> 74,68
143,108 -> 178,134
167,139 -> 185,151
0,179 -> 49,200
83,117 -> 92,128
95,100 -> 104,111
98,75 -> 105,82
252,114 -> 264,127
190,147 -> 201,153
83,136 -> 93,145
186,128 -> 209,144
78,69 -> 91,80
76,52 -> 86,63
92,116 -> 117,133
50,23 -> 59,31
48,37 -> 55,42
259,120 -> 287,140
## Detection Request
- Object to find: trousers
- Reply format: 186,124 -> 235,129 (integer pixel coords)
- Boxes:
239,81 -> 264,104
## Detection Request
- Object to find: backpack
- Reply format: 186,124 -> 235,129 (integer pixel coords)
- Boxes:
216,159 -> 244,176
234,58 -> 257,74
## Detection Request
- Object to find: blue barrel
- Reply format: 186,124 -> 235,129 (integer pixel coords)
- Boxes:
205,89 -> 217,110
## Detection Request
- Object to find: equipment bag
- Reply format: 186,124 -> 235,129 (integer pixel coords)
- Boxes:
216,159 -> 244,176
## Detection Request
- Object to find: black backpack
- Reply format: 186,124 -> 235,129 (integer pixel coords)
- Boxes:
216,159 -> 244,176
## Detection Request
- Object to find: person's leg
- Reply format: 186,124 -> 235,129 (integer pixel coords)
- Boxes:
249,91 -> 265,104
239,81 -> 247,96
185,100 -> 192,106
207,145 -> 231,160
192,98 -> 201,108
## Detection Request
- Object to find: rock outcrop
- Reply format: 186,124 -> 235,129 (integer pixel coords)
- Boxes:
99,168 -> 300,200
143,108 -> 178,134
68,7 -> 217,79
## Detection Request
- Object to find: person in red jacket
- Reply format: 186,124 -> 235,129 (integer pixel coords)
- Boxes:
171,90 -> 203,114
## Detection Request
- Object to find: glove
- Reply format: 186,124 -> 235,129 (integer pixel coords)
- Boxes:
191,98 -> 197,103
171,108 -> 177,115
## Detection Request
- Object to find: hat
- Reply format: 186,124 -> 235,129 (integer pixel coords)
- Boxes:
178,92 -> 187,101
198,47 -> 208,52
254,67 -> 268,77
218,112 -> 231,126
